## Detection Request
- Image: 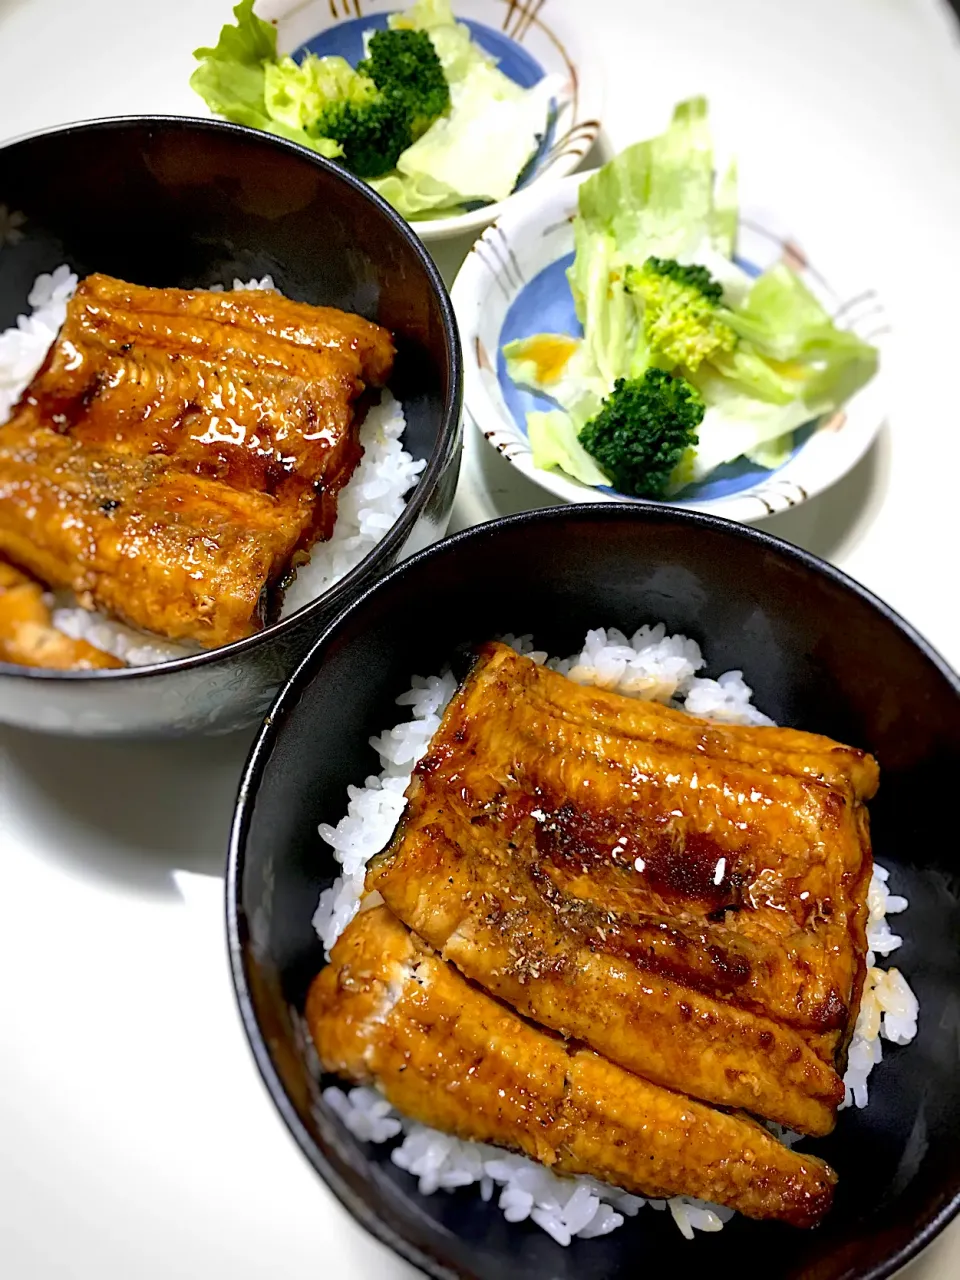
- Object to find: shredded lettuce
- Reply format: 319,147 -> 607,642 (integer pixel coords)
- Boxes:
502,97 -> 879,496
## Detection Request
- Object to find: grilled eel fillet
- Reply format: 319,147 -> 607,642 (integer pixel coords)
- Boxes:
0,275 -> 395,647
0,560 -> 120,669
308,905 -> 837,1228
367,642 -> 877,1137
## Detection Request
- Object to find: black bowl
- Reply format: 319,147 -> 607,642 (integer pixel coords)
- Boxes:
0,115 -> 462,737
228,504 -> 960,1280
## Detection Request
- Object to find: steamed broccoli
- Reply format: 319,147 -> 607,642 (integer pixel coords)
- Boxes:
577,368 -> 704,498
359,28 -> 450,140
316,88 -> 414,177
315,29 -> 450,177
626,255 -> 737,373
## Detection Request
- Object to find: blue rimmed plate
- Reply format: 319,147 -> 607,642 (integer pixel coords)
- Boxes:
451,173 -> 890,520
258,0 -> 602,241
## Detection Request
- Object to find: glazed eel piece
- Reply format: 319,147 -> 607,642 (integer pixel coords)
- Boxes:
0,275 -> 395,647
0,560 -> 119,670
367,642 -> 876,1137
307,905 -> 837,1228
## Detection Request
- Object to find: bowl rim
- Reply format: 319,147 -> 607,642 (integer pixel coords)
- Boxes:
225,501 -> 960,1280
0,113 -> 464,683
450,169 -> 889,522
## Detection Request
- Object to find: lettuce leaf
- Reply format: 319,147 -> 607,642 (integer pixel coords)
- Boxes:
711,159 -> 739,260
373,62 -> 555,214
745,432 -> 796,469
702,348 -> 804,406
377,0 -> 552,214
576,97 -> 730,267
728,264 -> 833,360
389,0 -> 492,84
263,54 -> 371,133
193,0 -> 553,218
189,54 -> 274,131
501,97 -> 879,494
567,224 -> 642,387
527,410 -> 611,487
191,1 -> 344,158
690,396 -> 813,482
193,0 -> 276,65
727,264 -> 878,409
190,0 -> 276,132
369,171 -> 469,218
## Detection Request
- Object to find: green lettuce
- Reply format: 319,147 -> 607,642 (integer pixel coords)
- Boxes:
192,0 -> 553,219
263,55 -> 372,134
193,0 -> 275,65
389,0 -> 491,83
576,98 -> 731,268
527,410 -> 611,487
727,264 -> 878,409
191,0 -> 345,157
503,333 -> 611,482
372,1 -> 554,215
502,98 -> 879,495
690,391 -> 813,483
189,0 -> 277,131
374,63 -> 547,212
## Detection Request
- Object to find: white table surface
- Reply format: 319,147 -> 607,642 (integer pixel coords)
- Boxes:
1,0 -> 959,1275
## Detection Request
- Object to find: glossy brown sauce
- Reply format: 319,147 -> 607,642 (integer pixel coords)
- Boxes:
0,275 -> 394,649
371,643 -> 873,1136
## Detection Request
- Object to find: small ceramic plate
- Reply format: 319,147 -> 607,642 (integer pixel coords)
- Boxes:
451,173 -> 891,520
259,0 -> 601,241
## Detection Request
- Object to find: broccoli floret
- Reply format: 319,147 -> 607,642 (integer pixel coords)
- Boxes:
316,87 -> 414,178
577,369 -> 704,498
316,29 -> 450,178
358,28 -> 450,140
642,256 -> 725,302
626,255 -> 737,373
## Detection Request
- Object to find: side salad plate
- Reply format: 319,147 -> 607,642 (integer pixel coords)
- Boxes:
452,100 -> 890,520
192,0 -> 601,240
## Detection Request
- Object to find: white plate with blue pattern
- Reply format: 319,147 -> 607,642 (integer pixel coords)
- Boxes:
451,172 -> 891,520
259,0 -> 602,240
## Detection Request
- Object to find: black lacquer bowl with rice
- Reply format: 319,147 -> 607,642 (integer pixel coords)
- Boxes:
228,504 -> 960,1280
0,116 -> 462,737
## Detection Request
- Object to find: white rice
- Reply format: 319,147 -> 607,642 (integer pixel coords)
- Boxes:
311,624 -> 919,1244
0,268 -> 425,666
839,865 -> 916,1110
